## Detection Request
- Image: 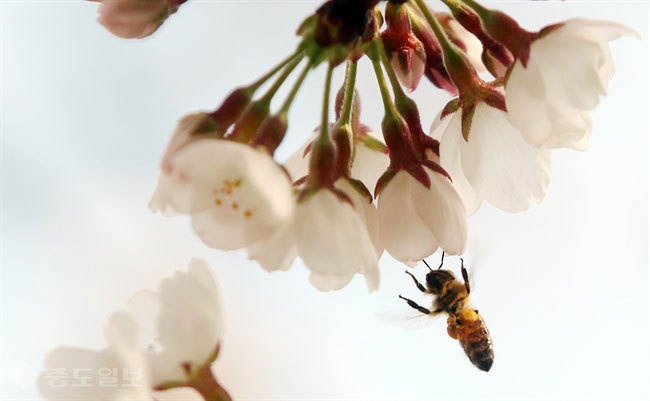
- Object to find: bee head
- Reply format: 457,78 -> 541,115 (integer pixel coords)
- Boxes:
425,270 -> 455,294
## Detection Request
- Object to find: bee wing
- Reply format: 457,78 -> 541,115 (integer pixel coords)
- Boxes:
375,310 -> 437,330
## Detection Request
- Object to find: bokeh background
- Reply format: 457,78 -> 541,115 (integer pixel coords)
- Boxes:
2,1 -> 649,400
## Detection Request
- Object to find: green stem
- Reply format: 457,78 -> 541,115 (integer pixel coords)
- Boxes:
279,61 -> 311,115
318,63 -> 335,142
369,40 -> 398,118
376,39 -> 408,103
411,0 -> 456,54
259,53 -> 304,104
338,60 -> 358,126
247,48 -> 304,92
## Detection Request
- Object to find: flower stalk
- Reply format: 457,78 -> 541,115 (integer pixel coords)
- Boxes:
227,52 -> 304,143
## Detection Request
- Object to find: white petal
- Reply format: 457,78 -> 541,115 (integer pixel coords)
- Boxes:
532,33 -> 607,110
166,140 -> 293,249
561,18 -> 640,42
447,19 -> 486,72
283,132 -> 316,181
378,171 -> 439,262
350,140 -> 390,195
156,259 -> 222,367
506,60 -> 594,151
335,178 -> 383,259
38,347 -> 124,401
296,190 -> 379,291
457,105 -> 551,213
161,114 -> 214,175
247,218 -> 297,272
412,169 -> 468,255
148,173 -> 194,216
433,113 -> 482,215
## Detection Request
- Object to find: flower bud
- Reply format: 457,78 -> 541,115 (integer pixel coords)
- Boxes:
383,3 -> 426,91
94,0 -> 186,39
251,113 -> 288,155
409,9 -> 457,95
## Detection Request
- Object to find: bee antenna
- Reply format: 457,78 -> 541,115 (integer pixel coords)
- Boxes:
438,252 -> 445,269
422,259 -> 432,271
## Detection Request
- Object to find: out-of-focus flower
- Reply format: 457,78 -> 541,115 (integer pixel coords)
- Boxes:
149,138 -> 294,251
431,103 -> 551,214
92,0 -> 186,39
38,259 -> 230,401
506,19 -> 639,150
377,166 -> 467,265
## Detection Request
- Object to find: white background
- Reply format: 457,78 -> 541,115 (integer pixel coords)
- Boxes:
1,1 -> 648,400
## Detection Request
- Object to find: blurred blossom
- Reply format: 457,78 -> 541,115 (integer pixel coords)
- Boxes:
38,259 -> 230,401
92,0 -> 185,39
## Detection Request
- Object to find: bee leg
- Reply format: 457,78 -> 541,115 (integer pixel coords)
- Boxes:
460,258 -> 470,294
398,295 -> 432,315
404,270 -> 427,293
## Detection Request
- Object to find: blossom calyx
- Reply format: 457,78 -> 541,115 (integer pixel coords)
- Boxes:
394,94 -> 440,160
460,0 -> 538,66
251,112 -> 289,155
374,114 -> 431,198
439,60 -> 507,142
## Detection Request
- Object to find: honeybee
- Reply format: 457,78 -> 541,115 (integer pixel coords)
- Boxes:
398,254 -> 494,372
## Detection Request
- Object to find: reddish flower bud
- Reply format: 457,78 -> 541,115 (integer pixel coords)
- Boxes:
306,136 -> 337,189
382,3 -> 426,91
409,10 -> 458,95
251,113 -> 288,155
208,87 -> 254,137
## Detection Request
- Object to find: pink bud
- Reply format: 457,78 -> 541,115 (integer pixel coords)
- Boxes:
409,10 -> 458,95
94,0 -> 184,39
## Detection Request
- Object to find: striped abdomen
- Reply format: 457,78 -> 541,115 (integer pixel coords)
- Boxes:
447,309 -> 494,372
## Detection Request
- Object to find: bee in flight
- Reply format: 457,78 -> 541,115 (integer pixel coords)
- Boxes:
398,254 -> 494,372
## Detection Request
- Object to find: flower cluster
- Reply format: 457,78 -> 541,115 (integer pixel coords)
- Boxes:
128,0 -> 637,291
39,260 -> 232,401
86,0 -> 636,292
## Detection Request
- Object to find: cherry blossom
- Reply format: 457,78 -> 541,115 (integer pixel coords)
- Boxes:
295,180 -> 381,291
38,259 -> 229,401
432,103 -> 551,214
149,138 -> 294,251
506,19 -> 639,150
377,167 -> 467,265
